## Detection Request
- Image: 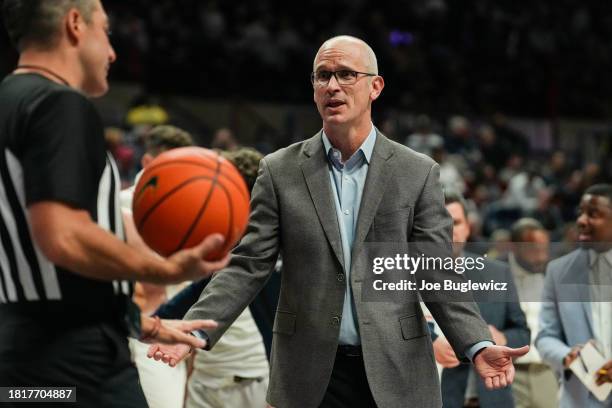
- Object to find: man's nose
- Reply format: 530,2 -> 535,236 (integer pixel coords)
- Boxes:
326,73 -> 341,92
109,46 -> 117,63
576,212 -> 587,227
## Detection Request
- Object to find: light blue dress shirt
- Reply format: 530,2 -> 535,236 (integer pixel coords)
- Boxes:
322,125 -> 377,345
322,126 -> 491,358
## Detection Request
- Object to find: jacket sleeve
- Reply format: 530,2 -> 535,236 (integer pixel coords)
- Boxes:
414,163 -> 492,360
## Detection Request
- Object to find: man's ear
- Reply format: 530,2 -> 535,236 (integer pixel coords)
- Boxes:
64,8 -> 86,45
370,76 -> 385,101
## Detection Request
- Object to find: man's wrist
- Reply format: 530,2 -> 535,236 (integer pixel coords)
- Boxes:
466,340 -> 494,362
192,330 -> 210,350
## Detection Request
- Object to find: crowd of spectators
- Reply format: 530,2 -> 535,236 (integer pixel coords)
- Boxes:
377,112 -> 610,250
3,1 -> 612,117
99,0 -> 612,118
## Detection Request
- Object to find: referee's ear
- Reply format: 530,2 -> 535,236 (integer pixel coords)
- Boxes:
141,153 -> 154,168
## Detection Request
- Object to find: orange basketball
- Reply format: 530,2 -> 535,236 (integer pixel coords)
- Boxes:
132,147 -> 250,260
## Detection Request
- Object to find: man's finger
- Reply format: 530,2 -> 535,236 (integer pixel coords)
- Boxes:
503,345 -> 530,357
499,374 -> 507,388
492,376 -> 500,389
176,332 -> 206,349
147,344 -> 160,358
181,319 -> 218,332
153,351 -> 163,361
506,365 -> 515,384
485,377 -> 493,390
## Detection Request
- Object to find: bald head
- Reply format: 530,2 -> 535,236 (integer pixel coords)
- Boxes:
314,36 -> 378,75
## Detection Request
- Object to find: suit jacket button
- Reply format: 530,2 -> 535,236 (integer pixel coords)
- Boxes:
337,274 -> 345,282
331,316 -> 341,326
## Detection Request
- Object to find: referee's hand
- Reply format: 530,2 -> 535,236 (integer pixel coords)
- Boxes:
147,343 -> 193,368
165,234 -> 230,283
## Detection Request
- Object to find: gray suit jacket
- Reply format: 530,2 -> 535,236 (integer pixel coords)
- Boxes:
185,131 -> 491,408
536,249 -> 612,408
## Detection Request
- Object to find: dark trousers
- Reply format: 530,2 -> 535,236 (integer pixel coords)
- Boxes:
319,346 -> 378,408
0,310 -> 148,408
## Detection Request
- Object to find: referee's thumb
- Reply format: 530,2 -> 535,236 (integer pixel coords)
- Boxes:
196,233 -> 225,258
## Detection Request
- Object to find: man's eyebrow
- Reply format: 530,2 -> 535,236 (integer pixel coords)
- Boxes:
315,64 -> 358,71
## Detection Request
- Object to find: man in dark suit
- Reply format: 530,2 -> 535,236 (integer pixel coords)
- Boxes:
430,190 -> 530,408
149,35 -> 529,408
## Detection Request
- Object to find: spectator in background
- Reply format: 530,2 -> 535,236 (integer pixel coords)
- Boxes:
536,184 -> 612,407
478,124 -> 509,171
445,115 -> 477,158
211,127 -> 239,151
404,113 -> 444,157
502,162 -> 547,213
105,126 -> 136,185
490,113 -> 529,158
433,147 -> 466,194
542,151 -> 569,186
505,219 -> 558,408
525,188 -> 564,236
433,190 -> 529,408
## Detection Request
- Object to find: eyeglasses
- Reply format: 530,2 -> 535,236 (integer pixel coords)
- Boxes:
311,70 -> 377,86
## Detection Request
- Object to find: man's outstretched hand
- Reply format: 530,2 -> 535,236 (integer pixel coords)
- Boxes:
474,345 -> 530,389
147,342 -> 193,368
139,316 -> 217,353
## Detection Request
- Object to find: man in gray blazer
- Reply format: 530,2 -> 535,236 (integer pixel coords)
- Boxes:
150,35 -> 529,408
536,184 -> 612,408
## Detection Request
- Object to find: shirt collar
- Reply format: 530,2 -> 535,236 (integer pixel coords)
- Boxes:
589,248 -> 612,268
321,124 -> 377,170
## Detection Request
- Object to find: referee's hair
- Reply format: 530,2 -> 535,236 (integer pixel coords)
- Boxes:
2,0 -> 96,51
144,125 -> 194,157
584,183 -> 612,203
510,218 -> 545,243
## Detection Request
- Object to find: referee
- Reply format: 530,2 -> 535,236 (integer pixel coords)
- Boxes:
0,1 -> 228,406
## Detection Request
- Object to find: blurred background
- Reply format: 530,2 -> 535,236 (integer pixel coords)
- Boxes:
1,0 -> 611,247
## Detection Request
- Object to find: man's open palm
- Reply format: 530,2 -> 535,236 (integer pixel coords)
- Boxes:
474,345 -> 530,389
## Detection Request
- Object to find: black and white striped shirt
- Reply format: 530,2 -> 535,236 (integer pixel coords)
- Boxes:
0,74 -> 131,312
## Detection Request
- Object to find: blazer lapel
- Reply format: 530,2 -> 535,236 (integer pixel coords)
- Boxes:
300,133 -> 345,270
351,132 -> 394,262
561,249 -> 594,335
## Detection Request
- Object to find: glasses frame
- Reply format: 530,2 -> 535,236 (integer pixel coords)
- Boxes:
311,70 -> 377,86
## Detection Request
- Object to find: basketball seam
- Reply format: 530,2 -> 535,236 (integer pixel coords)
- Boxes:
145,160 -> 249,202
136,175 -> 218,231
173,158 -> 223,253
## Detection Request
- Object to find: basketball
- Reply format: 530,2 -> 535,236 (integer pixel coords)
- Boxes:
132,147 -> 250,260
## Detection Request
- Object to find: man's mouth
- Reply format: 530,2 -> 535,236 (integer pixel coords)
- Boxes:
578,231 -> 592,241
326,100 -> 345,108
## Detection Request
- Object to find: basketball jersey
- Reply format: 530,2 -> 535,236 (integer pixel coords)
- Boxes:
0,73 -> 132,316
